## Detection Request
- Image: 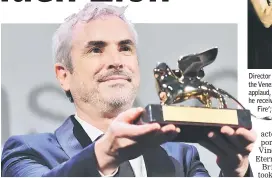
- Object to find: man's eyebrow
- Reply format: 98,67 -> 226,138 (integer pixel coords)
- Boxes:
118,39 -> 135,46
85,41 -> 107,48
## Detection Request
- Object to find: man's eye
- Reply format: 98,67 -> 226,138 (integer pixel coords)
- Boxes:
89,47 -> 102,53
120,45 -> 132,52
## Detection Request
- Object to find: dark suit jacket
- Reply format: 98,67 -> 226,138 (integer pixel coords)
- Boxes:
1,115 -> 250,177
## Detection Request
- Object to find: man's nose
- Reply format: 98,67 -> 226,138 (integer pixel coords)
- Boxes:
107,52 -> 123,70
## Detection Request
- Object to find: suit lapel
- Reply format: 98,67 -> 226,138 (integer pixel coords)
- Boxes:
55,115 -> 176,176
55,115 -> 92,158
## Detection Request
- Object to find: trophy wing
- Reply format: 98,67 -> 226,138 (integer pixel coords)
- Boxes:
178,47 -> 218,78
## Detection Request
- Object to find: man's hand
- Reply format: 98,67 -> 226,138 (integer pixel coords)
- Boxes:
94,107 -> 180,175
199,126 -> 257,177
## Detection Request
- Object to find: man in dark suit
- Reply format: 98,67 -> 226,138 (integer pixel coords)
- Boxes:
2,2 -> 256,177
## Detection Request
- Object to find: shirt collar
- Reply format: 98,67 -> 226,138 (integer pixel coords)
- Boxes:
74,113 -> 103,142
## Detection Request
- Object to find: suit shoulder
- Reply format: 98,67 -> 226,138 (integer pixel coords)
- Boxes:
2,133 -> 57,151
5,133 -> 55,143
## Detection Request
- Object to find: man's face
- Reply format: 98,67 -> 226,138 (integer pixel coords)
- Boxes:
67,16 -> 140,109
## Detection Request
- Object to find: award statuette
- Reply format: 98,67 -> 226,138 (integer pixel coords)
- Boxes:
139,47 -> 252,143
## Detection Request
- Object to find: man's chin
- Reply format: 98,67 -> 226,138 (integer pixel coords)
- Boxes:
102,93 -> 135,107
98,86 -> 137,107
104,96 -> 129,104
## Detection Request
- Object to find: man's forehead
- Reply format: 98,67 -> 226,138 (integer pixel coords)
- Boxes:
71,16 -> 135,45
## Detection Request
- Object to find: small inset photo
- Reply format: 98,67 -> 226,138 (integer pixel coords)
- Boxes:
248,0 -> 272,69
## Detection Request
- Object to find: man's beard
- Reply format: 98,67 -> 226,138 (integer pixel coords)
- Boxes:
100,83 -> 137,108
73,68 -> 139,113
76,81 -> 138,112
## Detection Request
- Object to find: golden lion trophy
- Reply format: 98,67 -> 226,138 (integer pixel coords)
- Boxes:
140,47 -> 254,143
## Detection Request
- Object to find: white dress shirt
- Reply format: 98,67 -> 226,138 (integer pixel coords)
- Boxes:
74,114 -> 147,177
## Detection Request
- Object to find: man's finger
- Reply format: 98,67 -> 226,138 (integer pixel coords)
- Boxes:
221,126 -> 254,155
221,126 -> 245,152
236,128 -> 257,143
120,122 -> 161,138
161,124 -> 179,133
207,131 -> 237,155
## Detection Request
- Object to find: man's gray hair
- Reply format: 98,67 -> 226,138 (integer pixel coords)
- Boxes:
52,3 -> 138,103
52,2 -> 138,73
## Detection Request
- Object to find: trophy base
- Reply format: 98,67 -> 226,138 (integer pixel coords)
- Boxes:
140,104 -> 252,143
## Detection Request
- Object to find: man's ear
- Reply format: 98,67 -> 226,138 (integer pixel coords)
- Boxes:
54,63 -> 71,92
